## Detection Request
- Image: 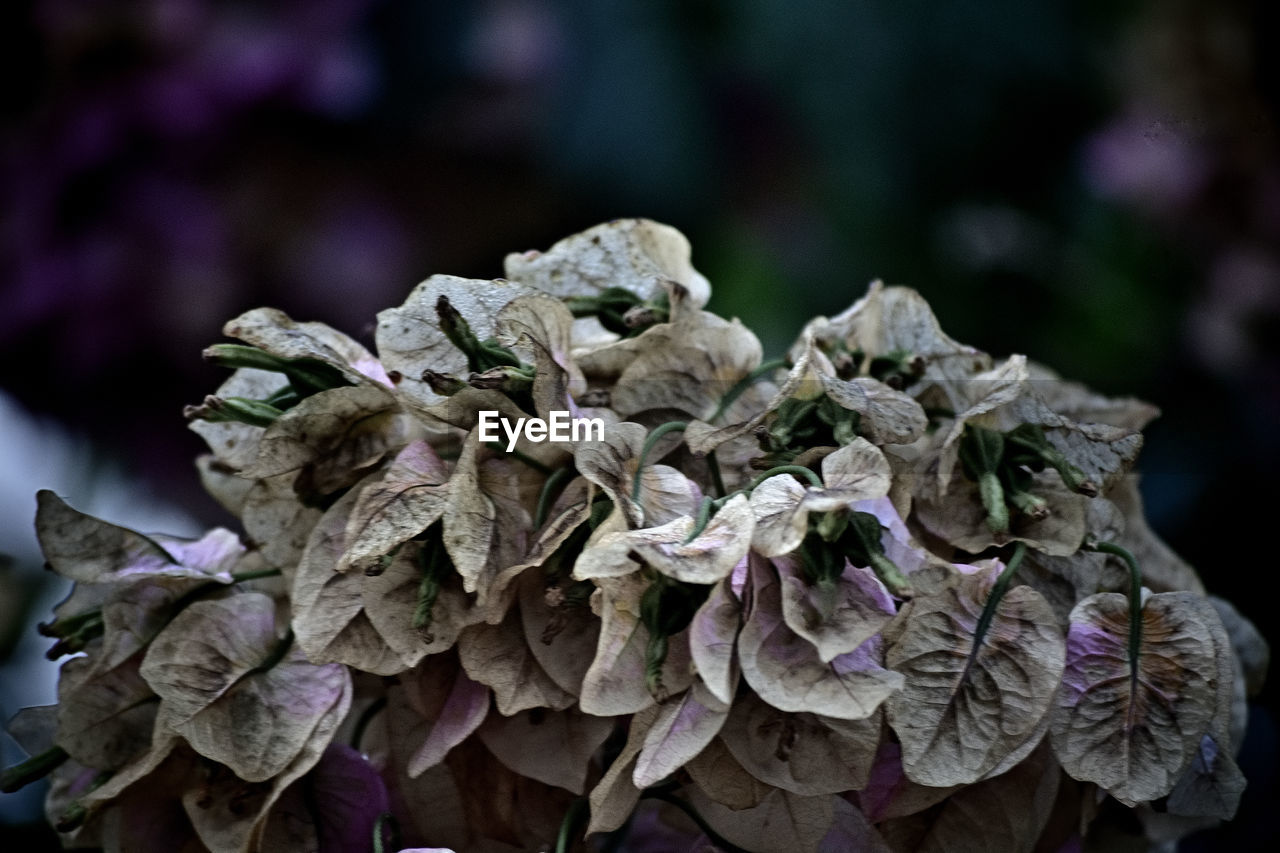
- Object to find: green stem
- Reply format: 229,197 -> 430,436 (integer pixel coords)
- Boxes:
229,567 -> 283,584
350,695 -> 388,752
372,812 -> 399,853
977,471 -> 1009,535
710,357 -> 788,424
247,629 -> 294,677
1087,541 -> 1144,686
643,791 -> 749,853
1,745 -> 69,793
706,449 -> 727,498
683,496 -> 714,544
534,467 -> 575,529
972,542 -> 1027,648
631,421 -> 689,502
554,796 -> 589,853
741,464 -> 823,494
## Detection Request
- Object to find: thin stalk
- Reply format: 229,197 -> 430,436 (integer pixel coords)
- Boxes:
710,357 -> 788,424
643,791 -> 749,853
1088,541 -> 1144,686
683,496 -> 714,544
631,421 -> 689,502
554,796 -> 589,853
534,467 -> 575,529
1,745 -> 69,793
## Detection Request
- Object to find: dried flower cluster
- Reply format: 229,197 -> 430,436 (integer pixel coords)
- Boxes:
5,220 -> 1269,852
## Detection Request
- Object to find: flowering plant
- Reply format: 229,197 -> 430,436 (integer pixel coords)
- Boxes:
4,220 -> 1268,852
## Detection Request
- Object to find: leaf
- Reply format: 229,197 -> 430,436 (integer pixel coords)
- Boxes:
574,421 -> 648,527
503,218 -> 711,308
518,566 -> 601,695
738,554 -> 901,720
36,491 -> 242,584
885,561 -> 1065,787
392,655 -> 491,777
856,741 -> 959,823
456,613 -> 575,716
1050,591 -> 1221,805
260,743 -> 390,853
609,311 -> 765,420
586,706 -> 661,836
441,431 -> 498,603
375,275 -> 534,411
914,472 -> 1087,557
719,690 -> 880,796
777,555 -> 896,664
56,656 -> 157,770
820,798 -> 891,853
688,578 -> 743,706
879,741 -> 1060,853
362,545 -> 479,663
140,592 -> 352,782
241,384 -> 401,481
477,706 -> 614,794
633,680 -> 730,787
292,482 -> 410,674
577,494 -> 754,585
181,681 -> 349,853
223,306 -> 389,386
578,574 -> 695,716
684,786 -> 835,853
339,440 -> 451,573
684,736 -> 774,811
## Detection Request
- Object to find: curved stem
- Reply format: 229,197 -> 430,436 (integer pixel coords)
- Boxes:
706,449 -> 727,498
631,421 -> 689,502
534,467 -> 575,529
229,567 -> 283,584
683,496 -> 714,544
1088,540 -> 1144,685
973,542 -> 1027,647
743,464 -> 823,493
643,791 -> 749,853
350,695 -> 388,752
710,357 -> 788,424
554,796 -> 589,853
1,745 -> 69,793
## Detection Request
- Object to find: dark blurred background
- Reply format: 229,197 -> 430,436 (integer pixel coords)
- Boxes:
1,0 -> 1276,848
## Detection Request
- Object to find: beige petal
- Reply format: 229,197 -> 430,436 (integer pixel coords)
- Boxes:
223,306 -> 388,385
579,574 -> 694,716
886,562 -> 1064,787
586,705 -> 660,835
719,690 -> 879,796
777,556 -> 896,663
684,736 -> 773,812
685,786 -> 835,853
477,706 -> 614,794
633,680 -> 730,788
1051,591 -> 1221,805
340,440 -> 451,574
504,218 -> 711,307
879,741 -> 1060,853
738,555 -> 901,720
36,491 -> 241,585
56,656 -> 157,770
688,578 -> 743,706
456,614 -> 575,716
292,484 -> 408,674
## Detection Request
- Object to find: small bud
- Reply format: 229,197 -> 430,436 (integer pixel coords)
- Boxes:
422,370 -> 466,396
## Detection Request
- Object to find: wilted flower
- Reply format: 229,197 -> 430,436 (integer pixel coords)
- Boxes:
3,219 -> 1266,852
